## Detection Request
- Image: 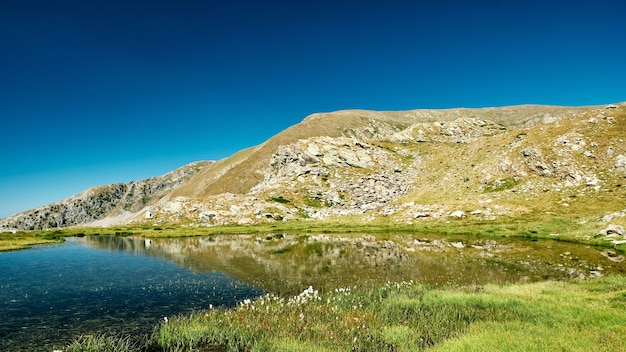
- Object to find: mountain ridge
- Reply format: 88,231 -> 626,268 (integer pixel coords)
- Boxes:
2,102 -> 625,232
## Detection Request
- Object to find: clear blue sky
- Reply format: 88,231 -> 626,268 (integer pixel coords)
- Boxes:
1,0 -> 625,218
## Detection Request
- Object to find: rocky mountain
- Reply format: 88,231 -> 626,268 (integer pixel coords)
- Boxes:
0,161 -> 210,231
2,102 -> 625,232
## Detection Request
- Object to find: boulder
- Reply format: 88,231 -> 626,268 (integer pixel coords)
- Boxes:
598,224 -> 625,237
615,155 -> 626,170
449,210 -> 465,218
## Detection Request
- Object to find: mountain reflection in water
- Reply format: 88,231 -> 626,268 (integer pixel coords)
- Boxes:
78,233 -> 626,296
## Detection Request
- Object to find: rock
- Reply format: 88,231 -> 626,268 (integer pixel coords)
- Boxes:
607,147 -> 615,157
450,241 -> 465,249
198,211 -> 217,223
615,155 -> 626,170
449,210 -> 465,218
600,250 -> 624,262
606,224 -> 625,236
237,218 -> 253,225
522,147 -> 541,158
598,224 -> 625,237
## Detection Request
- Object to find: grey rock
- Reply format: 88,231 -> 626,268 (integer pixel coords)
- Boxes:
449,210 -> 466,218
598,224 -> 625,237
615,155 -> 626,170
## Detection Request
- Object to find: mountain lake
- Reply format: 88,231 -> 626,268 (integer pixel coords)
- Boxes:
1,233 -> 624,351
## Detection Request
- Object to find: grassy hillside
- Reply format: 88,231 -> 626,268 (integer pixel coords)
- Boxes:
171,104 -> 599,199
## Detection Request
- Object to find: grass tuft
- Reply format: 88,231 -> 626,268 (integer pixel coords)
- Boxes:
64,333 -> 144,352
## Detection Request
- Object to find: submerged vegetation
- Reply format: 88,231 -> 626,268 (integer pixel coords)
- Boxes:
63,276 -> 626,351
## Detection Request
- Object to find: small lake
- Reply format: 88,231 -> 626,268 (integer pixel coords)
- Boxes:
1,233 -> 624,351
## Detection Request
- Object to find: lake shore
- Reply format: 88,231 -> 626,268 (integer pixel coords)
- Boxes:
63,275 -> 626,351
3,212 -> 625,253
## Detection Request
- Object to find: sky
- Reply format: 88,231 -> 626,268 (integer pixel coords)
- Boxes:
1,0 -> 625,218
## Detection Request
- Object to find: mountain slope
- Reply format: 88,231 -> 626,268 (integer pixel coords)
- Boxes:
2,102 -> 624,232
172,105 -> 595,199
0,161 -> 210,231
137,102 -> 625,229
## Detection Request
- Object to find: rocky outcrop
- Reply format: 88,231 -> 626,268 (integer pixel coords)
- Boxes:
0,161 -> 211,231
390,117 -> 507,143
250,136 -> 420,219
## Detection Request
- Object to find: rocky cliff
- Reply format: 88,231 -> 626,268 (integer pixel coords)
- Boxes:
0,161 -> 210,230
2,103 -> 625,232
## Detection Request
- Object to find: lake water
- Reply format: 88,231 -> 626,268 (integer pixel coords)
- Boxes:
1,233 -> 624,351
0,237 -> 263,351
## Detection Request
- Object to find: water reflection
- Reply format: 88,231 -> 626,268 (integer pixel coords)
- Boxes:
78,233 -> 626,296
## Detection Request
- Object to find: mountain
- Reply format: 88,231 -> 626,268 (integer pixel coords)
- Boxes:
0,161 -> 210,231
2,103 -> 625,232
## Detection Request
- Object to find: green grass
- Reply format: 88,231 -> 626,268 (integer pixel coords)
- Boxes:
146,276 -> 626,351
64,333 -> 144,352
483,177 -> 518,192
0,230 -> 65,251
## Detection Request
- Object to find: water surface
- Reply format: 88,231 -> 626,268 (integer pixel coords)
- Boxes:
0,237 -> 262,351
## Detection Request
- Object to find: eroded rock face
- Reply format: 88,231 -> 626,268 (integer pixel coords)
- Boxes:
0,161 -> 210,231
250,136 -> 421,219
264,136 -> 375,184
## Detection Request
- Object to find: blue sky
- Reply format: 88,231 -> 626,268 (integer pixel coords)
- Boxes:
1,0 -> 625,218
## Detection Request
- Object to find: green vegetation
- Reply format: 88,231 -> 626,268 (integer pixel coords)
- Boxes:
0,230 -> 65,251
64,276 -> 626,351
483,177 -> 517,192
268,196 -> 291,204
64,334 -> 144,352
304,194 -> 331,208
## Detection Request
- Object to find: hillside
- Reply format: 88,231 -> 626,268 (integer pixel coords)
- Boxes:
1,103 -> 625,235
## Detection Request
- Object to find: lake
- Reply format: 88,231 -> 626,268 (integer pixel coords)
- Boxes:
1,233 -> 624,351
